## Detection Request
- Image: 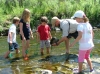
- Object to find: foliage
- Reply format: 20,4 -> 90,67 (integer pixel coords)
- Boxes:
0,0 -> 100,29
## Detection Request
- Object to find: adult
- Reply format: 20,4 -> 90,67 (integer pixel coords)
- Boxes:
51,17 -> 78,53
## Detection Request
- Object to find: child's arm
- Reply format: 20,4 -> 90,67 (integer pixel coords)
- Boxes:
70,31 -> 82,47
8,32 -> 13,44
48,31 -> 52,40
92,30 -> 94,40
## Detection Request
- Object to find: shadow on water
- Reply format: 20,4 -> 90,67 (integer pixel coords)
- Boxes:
38,54 -> 78,63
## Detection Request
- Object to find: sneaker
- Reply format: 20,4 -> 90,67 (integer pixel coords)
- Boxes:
73,68 -> 78,74
90,69 -> 93,72
9,52 -> 14,58
90,68 -> 94,73
24,56 -> 29,61
23,54 -> 29,60
73,68 -> 84,74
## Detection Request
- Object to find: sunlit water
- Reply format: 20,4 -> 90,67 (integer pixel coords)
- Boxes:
0,31 -> 100,74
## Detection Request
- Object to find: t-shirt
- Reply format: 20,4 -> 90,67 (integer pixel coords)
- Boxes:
20,19 -> 30,36
77,22 -> 94,50
60,19 -> 78,37
7,24 -> 16,43
37,24 -> 50,40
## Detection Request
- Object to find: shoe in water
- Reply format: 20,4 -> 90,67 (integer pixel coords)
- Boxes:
90,69 -> 95,73
73,68 -> 78,74
9,52 -> 15,59
24,57 -> 29,61
90,69 -> 93,72
73,68 -> 84,74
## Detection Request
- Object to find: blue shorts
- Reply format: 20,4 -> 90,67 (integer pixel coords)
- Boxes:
8,42 -> 19,51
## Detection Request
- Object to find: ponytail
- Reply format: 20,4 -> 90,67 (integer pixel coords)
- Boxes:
83,16 -> 89,22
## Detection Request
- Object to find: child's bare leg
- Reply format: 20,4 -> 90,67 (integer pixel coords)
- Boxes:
78,62 -> 83,72
65,38 -> 70,53
4,51 -> 10,58
16,49 -> 19,54
22,40 -> 26,57
41,48 -> 44,55
86,58 -> 93,70
25,40 -> 30,55
46,47 -> 50,54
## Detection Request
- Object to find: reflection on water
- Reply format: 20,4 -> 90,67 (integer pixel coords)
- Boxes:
0,31 -> 100,74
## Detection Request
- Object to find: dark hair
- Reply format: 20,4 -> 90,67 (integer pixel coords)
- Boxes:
40,16 -> 48,23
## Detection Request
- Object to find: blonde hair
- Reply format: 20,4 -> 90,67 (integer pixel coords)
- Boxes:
22,9 -> 30,22
83,16 -> 89,23
13,17 -> 20,23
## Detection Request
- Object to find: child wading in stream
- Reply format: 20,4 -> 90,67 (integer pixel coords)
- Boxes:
4,17 -> 20,59
19,9 -> 33,60
37,16 -> 52,55
70,10 -> 94,74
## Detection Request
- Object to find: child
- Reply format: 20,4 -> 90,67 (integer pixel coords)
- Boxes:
4,17 -> 20,58
37,16 -> 52,55
19,9 -> 33,60
70,10 -> 94,74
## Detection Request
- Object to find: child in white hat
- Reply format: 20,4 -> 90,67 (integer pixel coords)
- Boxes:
70,10 -> 94,74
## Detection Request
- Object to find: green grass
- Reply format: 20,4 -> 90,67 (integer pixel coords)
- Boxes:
0,0 -> 100,28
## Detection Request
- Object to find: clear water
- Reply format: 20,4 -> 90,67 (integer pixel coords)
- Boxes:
0,31 -> 100,74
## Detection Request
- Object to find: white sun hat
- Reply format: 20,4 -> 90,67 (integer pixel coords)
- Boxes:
71,10 -> 86,19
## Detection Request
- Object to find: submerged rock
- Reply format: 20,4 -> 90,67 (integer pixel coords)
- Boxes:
38,54 -> 78,63
0,68 -> 13,74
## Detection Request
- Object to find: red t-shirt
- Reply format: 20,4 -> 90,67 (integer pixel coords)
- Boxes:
37,24 -> 50,40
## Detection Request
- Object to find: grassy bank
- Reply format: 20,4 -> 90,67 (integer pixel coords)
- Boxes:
0,0 -> 100,31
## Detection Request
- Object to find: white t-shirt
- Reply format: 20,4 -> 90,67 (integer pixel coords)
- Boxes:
77,22 -> 94,50
60,19 -> 78,37
7,24 -> 16,43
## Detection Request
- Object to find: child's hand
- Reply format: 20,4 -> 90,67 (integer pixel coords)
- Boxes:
52,43 -> 58,46
31,35 -> 34,39
10,41 -> 12,45
70,43 -> 74,47
9,41 -> 12,44
23,37 -> 26,41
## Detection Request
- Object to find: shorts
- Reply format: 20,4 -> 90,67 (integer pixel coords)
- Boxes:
40,40 -> 51,48
78,49 -> 92,62
67,31 -> 78,39
8,42 -> 19,51
20,34 -> 30,40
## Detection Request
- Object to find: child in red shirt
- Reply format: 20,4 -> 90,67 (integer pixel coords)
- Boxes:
37,16 -> 52,55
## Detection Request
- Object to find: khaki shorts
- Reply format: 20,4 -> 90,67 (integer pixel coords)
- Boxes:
40,40 -> 51,48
